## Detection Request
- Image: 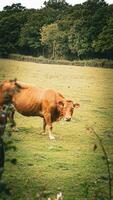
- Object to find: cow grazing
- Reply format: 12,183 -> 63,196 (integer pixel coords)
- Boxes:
1,79 -> 80,140
0,83 -> 16,130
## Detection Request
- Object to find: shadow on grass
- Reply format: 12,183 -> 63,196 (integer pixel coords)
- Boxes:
18,126 -> 42,135
4,139 -> 17,152
0,181 -> 11,196
0,176 -> 52,200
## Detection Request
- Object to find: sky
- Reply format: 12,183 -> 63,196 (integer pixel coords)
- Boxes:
0,0 -> 113,11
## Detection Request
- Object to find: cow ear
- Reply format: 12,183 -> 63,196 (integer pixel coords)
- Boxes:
74,103 -> 80,108
58,101 -> 64,107
57,101 -> 64,111
9,78 -> 17,83
15,82 -> 22,89
14,78 -> 17,82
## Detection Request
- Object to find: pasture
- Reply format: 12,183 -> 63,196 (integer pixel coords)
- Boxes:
0,59 -> 113,200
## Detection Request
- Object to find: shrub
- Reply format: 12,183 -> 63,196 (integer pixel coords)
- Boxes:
9,54 -> 113,68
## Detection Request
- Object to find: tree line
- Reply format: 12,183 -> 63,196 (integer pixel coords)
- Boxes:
0,0 -> 113,60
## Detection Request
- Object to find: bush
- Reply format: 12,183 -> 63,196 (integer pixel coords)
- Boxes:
9,54 -> 113,68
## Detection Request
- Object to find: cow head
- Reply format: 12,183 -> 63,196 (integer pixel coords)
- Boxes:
58,100 -> 80,121
1,79 -> 16,91
1,79 -> 20,95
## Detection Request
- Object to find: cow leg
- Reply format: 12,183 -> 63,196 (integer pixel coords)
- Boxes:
47,125 -> 55,140
8,111 -> 18,131
44,114 -> 55,140
42,118 -> 47,135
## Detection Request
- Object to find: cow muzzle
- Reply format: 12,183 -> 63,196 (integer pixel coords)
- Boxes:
64,117 -> 71,122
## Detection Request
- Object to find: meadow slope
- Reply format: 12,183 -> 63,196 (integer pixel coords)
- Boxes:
0,59 -> 113,200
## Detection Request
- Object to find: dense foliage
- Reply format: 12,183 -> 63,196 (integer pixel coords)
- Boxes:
0,0 -> 113,59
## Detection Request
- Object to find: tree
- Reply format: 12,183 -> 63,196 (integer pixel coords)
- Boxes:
3,3 -> 26,12
44,0 -> 68,10
41,23 -> 59,58
0,14 -> 25,56
93,16 -> 113,59
68,0 -> 108,59
0,3 -> 29,57
0,0 -> 112,59
19,23 -> 41,55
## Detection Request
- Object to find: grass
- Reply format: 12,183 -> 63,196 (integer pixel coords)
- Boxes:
0,59 -> 113,200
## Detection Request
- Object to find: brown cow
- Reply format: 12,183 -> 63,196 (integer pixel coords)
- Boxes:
1,79 -> 80,140
0,84 -> 16,130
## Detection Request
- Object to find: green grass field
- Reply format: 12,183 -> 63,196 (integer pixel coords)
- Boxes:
0,59 -> 113,200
